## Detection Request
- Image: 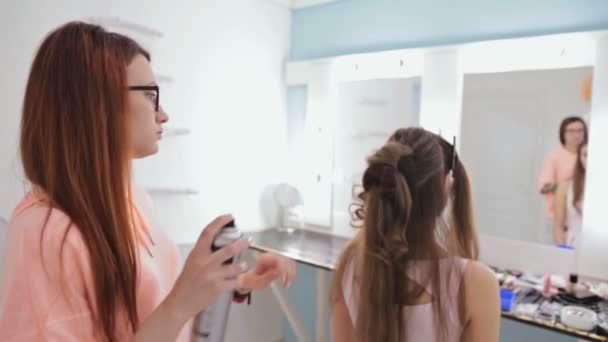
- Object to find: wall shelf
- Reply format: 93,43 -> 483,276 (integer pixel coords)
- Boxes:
145,187 -> 199,196
156,74 -> 174,84
351,131 -> 391,139
163,127 -> 191,137
85,16 -> 164,38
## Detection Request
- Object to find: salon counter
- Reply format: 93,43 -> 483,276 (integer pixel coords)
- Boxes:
502,311 -> 607,341
248,227 -> 348,271
248,227 -> 608,342
248,227 -> 347,342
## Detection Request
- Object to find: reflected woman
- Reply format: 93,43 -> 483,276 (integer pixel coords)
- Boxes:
538,116 -> 587,244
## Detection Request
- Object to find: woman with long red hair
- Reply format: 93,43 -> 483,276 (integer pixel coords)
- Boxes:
538,116 -> 587,244
0,21 -> 295,341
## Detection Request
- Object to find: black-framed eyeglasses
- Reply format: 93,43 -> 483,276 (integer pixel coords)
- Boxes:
129,85 -> 159,112
450,136 -> 457,173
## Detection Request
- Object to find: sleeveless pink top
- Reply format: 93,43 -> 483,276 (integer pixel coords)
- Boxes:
342,257 -> 469,342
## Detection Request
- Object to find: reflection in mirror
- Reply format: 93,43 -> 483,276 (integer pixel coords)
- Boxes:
0,216 -> 6,286
285,31 -> 606,280
460,67 -> 592,245
552,139 -> 588,247
332,78 -> 421,232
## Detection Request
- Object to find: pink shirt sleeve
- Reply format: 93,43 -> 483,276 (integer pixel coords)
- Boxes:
538,152 -> 557,218
0,203 -> 99,341
538,152 -> 556,191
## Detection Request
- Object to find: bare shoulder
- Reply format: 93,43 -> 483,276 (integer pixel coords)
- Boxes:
460,260 -> 501,341
462,261 -> 499,306
462,260 -> 500,317
463,261 -> 499,294
463,261 -> 496,282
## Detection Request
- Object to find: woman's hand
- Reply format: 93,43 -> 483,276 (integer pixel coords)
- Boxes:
540,183 -> 557,194
238,253 -> 296,290
164,214 -> 250,322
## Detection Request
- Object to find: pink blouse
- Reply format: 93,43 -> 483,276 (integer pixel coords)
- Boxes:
0,188 -> 191,341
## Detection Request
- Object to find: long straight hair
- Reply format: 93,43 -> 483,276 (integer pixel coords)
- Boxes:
332,127 -> 479,342
572,142 -> 587,213
20,21 -> 149,341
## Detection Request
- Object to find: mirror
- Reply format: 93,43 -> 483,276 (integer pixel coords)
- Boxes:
285,30 -> 607,278
460,67 -> 592,245
0,216 -> 6,287
332,77 -> 422,232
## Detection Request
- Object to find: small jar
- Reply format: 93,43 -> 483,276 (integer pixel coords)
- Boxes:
569,273 -> 579,293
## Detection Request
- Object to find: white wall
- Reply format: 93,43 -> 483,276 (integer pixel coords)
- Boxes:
0,1 -> 290,341
0,0 -> 290,240
126,0 -> 292,243
0,1 -> 87,219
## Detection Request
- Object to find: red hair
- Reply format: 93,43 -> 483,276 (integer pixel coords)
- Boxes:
21,21 -> 149,341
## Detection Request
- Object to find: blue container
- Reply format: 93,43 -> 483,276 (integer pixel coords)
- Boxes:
557,244 -> 575,250
500,289 -> 516,312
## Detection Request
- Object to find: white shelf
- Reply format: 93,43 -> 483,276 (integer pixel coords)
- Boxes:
163,127 -> 191,137
292,0 -> 338,8
156,74 -> 174,84
86,16 -> 164,38
351,130 -> 391,139
145,187 -> 199,196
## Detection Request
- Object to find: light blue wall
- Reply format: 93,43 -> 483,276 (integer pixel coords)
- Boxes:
283,1 -> 608,341
290,0 -> 608,60
284,265 -> 331,342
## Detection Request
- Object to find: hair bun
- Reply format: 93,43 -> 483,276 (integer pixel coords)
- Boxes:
397,151 -> 417,192
362,163 -> 397,191
362,144 -> 417,192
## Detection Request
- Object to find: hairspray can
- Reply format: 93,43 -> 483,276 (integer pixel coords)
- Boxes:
193,219 -> 243,342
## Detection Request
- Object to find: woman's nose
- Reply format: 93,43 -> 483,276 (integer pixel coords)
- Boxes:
157,105 -> 169,123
